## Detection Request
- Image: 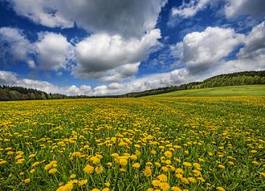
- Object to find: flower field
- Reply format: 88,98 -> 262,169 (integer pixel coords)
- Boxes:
0,96 -> 264,191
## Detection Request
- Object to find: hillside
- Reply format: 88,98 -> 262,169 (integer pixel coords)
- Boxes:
0,86 -> 66,101
0,71 -> 265,100
122,71 -> 265,97
154,85 -> 265,97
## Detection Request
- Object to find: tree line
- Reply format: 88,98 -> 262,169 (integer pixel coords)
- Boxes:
121,70 -> 265,97
0,86 -> 66,101
0,70 -> 265,100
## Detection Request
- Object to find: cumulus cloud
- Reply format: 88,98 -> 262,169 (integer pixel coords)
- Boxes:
0,27 -> 34,66
5,0 -> 166,81
0,68 -> 189,96
238,21 -> 265,60
35,32 -> 73,71
99,63 -> 140,82
65,85 -> 92,96
0,70 -> 17,84
0,27 -> 160,81
0,70 -> 60,93
225,0 -> 265,18
8,0 -> 166,38
172,0 -> 211,18
81,68 -> 189,95
0,70 -> 91,96
7,0 -> 73,28
3,19 -> 264,98
171,21 -> 265,77
0,28 -> 73,71
74,29 -> 161,80
172,0 -> 265,19
173,27 -> 245,73
218,21 -> 265,72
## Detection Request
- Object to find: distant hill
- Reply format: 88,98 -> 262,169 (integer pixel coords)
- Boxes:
121,70 -> 265,97
155,85 -> 265,97
0,86 -> 66,101
0,71 -> 265,100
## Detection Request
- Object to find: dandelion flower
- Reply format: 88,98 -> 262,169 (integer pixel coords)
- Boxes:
83,164 -> 94,174
132,163 -> 140,169
48,168 -> 57,175
95,165 -> 104,174
183,162 -> 192,167
78,179 -> 88,187
23,178 -> 30,184
56,182 -> 74,191
159,182 -> 170,191
144,166 -> 152,177
171,186 -> 182,191
164,151 -> 173,158
216,187 -> 225,191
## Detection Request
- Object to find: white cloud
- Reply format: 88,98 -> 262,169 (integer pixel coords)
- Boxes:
27,60 -> 36,68
0,28 -> 73,71
0,68 -> 189,96
65,85 -> 92,96
225,0 -> 265,18
0,27 -> 34,65
0,70 -> 59,93
217,21 -> 265,72
172,0 -> 211,18
8,0 -> 167,38
238,21 -> 265,59
35,32 -> 73,71
0,27 -> 161,82
174,27 -> 245,73
74,29 -> 161,80
88,68 -> 190,95
0,70 -> 92,96
5,1 -> 166,81
99,63 -> 140,82
171,21 -> 265,77
8,0 -> 73,28
0,70 -> 17,85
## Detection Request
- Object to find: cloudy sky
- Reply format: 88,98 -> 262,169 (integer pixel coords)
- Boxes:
0,0 -> 264,96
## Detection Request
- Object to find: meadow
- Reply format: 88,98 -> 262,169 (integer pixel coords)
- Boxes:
0,87 -> 265,190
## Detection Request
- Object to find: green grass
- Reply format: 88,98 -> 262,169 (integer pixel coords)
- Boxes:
0,89 -> 265,190
155,85 -> 265,97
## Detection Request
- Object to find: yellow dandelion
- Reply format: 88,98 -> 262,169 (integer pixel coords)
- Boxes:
95,165 -> 104,174
102,188 -> 110,191
130,154 -> 137,160
132,162 -> 140,169
118,158 -> 128,166
159,182 -> 170,191
171,186 -> 182,191
216,186 -> 225,191
164,151 -> 173,158
144,166 -> 152,177
90,156 -> 101,165
183,162 -> 192,167
83,164 -> 94,174
23,178 -> 30,184
78,179 -> 88,187
91,188 -> 100,191
152,179 -> 160,187
56,182 -> 74,191
48,168 -> 57,175
157,174 -> 167,182
217,164 -> 225,169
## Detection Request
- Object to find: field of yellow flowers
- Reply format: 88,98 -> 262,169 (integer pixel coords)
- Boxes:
0,96 -> 264,191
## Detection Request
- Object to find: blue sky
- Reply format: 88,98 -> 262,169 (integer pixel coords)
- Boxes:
0,0 -> 265,95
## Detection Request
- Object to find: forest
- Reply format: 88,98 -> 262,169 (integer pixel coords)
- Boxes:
1,71 -> 265,101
